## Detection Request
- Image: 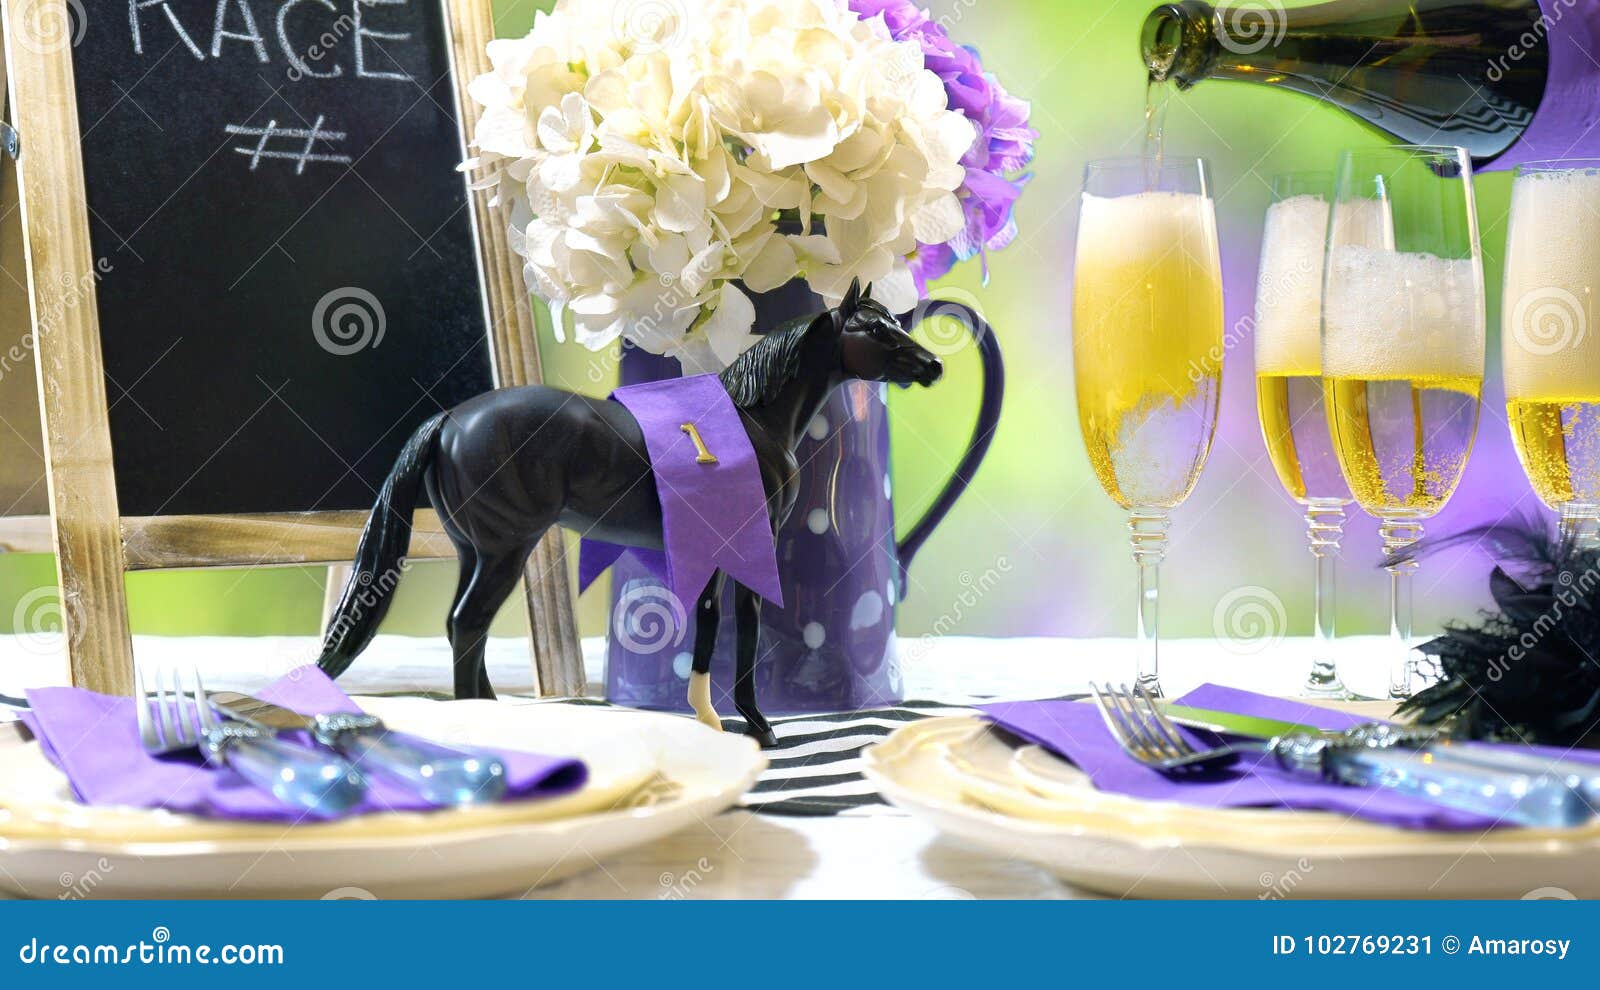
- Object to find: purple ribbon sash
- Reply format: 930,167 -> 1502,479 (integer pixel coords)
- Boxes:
578,375 -> 783,608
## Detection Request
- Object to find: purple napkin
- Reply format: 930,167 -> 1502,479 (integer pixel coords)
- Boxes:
982,684 -> 1600,831
20,666 -> 587,822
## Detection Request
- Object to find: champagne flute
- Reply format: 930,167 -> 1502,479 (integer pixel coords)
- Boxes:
1073,157 -> 1224,697
1501,159 -> 1600,549
1252,172 -> 1358,698
1321,146 -> 1485,699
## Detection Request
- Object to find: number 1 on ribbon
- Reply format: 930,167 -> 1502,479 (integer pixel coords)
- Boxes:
680,423 -> 718,465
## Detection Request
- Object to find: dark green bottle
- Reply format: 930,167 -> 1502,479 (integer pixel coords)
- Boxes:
1141,0 -> 1554,166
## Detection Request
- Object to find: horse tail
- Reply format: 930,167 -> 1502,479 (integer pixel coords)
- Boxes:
317,411 -> 448,679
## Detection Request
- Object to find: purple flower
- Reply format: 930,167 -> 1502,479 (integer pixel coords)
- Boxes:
850,0 -> 1036,293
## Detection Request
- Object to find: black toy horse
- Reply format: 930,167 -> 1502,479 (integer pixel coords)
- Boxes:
317,279 -> 943,746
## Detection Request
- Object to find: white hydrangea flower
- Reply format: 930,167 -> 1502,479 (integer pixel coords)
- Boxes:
466,0 -> 972,368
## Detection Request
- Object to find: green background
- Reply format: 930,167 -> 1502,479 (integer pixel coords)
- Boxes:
0,0 -> 1529,652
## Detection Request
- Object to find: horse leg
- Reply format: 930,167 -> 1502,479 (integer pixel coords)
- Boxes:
446,543 -> 534,700
436,493 -> 488,699
476,645 -> 497,699
445,539 -> 479,688
687,572 -> 727,732
731,583 -> 777,748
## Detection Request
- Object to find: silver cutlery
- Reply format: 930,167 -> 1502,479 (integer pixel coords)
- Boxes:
1092,682 -> 1595,829
1159,699 -> 1600,803
208,691 -> 507,806
136,667 -> 367,818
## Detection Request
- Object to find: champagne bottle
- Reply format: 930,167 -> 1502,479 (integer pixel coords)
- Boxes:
1141,0 -> 1600,169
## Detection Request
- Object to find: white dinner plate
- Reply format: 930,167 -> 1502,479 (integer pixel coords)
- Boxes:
863,716 -> 1600,899
0,698 -> 763,899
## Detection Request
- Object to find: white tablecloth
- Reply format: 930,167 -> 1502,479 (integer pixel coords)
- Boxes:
0,633 -> 1403,898
0,631 -> 1402,702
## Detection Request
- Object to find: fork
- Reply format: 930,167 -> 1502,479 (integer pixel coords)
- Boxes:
1091,682 -> 1596,829
136,667 -> 368,818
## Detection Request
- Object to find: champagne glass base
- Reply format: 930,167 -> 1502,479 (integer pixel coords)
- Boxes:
1303,682 -> 1378,703
1135,672 -> 1164,699
1385,649 -> 1420,701
1301,661 -> 1350,700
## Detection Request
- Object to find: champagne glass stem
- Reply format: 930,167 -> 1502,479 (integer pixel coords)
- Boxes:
1380,519 -> 1424,699
1303,499 -> 1347,697
1559,503 -> 1600,552
1129,507 -> 1171,697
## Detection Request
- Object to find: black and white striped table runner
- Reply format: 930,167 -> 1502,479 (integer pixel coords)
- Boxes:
543,695 -> 978,815
733,700 -> 976,816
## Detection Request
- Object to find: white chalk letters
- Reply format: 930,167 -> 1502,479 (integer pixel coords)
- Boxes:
129,0 -> 415,83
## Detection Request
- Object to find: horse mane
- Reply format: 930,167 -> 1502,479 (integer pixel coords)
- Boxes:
718,311 -> 830,409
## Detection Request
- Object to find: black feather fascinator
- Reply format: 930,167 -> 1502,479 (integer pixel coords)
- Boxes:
1393,517 -> 1600,746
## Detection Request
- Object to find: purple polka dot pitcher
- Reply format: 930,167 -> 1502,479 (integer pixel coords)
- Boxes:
603,279 -> 1004,714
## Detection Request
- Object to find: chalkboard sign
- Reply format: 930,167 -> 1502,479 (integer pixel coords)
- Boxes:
2,0 -> 581,696
73,0 -> 493,516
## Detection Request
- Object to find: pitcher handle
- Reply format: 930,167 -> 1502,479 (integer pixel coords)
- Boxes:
895,299 -> 1005,598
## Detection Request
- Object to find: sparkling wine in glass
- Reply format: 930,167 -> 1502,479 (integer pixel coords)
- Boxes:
1501,159 -> 1600,549
1252,173 -> 1357,698
1321,146 -> 1485,699
1073,157 -> 1224,696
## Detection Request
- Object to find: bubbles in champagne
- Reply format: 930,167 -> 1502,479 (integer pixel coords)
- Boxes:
1077,190 -> 1219,270
1253,195 -> 1328,376
1502,167 -> 1600,399
1257,194 -> 1395,376
1502,167 -> 1600,510
1327,376 -> 1480,516
1508,398 -> 1600,507
1322,244 -> 1484,381
1073,191 -> 1223,509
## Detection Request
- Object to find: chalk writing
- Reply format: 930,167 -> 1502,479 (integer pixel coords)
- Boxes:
80,0 -> 493,516
352,0 -> 411,82
129,0 -> 413,81
224,115 -> 353,173
130,0 -> 205,59
210,0 -> 267,61
280,2 -> 354,80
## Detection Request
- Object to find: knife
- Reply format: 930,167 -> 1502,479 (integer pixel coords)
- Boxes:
1149,702 -> 1599,827
1161,702 -> 1600,803
210,692 -> 507,807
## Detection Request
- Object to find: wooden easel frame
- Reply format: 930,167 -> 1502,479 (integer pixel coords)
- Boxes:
0,0 -> 583,696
